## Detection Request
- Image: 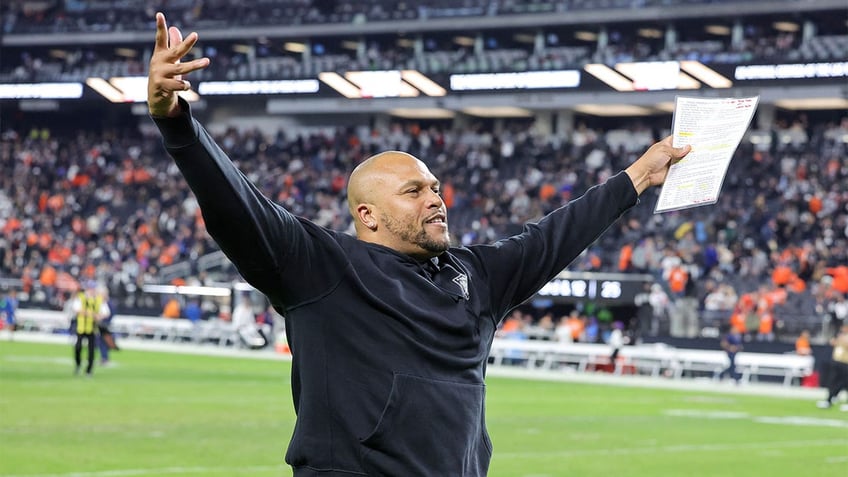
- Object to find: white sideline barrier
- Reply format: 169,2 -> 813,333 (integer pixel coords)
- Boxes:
488,339 -> 815,387
17,309 -> 814,386
16,308 -> 240,347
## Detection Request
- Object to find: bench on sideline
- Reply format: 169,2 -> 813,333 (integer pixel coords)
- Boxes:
488,339 -> 814,386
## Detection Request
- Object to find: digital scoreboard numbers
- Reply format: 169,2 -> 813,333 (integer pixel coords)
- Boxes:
534,273 -> 651,304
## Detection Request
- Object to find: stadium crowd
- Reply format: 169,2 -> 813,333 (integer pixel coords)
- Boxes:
3,15 -> 844,83
2,0 -> 804,34
3,0 -> 846,87
2,111 -> 847,340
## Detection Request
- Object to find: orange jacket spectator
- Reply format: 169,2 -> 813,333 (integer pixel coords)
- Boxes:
808,195 -> 822,214
771,265 -> 793,286
795,331 -> 812,356
758,313 -> 774,335
668,266 -> 688,294
39,265 -> 57,288
618,244 -> 633,271
162,298 -> 181,319
730,311 -> 746,333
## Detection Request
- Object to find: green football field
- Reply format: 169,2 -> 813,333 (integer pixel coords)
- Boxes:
1,340 -> 845,477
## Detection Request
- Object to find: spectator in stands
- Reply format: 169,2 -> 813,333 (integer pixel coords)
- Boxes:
554,315 -> 574,344
162,296 -> 181,318
71,281 -> 110,377
795,329 -> 812,356
608,321 -> 625,362
147,12 -> 691,475
719,323 -> 744,385
1,289 -> 18,341
816,324 -> 848,411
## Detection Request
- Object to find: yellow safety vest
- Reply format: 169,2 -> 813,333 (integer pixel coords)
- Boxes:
76,293 -> 102,335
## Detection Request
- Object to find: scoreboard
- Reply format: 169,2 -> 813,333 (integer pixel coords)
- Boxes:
533,272 -> 654,305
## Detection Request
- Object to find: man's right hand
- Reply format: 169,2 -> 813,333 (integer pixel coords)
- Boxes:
147,12 -> 210,117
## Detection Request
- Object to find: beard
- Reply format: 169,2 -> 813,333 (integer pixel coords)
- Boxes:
382,213 -> 450,254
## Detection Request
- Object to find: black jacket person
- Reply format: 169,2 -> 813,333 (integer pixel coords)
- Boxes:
147,12 -> 691,476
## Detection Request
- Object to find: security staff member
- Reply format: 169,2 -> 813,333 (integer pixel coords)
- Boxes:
72,282 -> 110,376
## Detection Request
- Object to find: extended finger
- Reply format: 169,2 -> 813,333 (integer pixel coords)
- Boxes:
168,25 -> 183,50
155,77 -> 192,92
154,12 -> 169,51
161,58 -> 210,77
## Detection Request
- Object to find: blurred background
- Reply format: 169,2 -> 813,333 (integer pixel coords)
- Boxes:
0,0 -> 846,354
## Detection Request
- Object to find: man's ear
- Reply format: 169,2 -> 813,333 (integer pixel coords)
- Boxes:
357,204 -> 377,230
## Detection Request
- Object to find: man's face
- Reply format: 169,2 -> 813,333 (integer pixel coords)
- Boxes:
373,158 -> 450,258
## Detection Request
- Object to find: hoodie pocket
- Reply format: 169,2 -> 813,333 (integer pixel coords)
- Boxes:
359,374 -> 491,476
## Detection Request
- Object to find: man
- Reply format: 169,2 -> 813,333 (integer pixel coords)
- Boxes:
96,288 -> 118,365
72,281 -> 110,376
817,324 -> 848,411
231,294 -> 266,349
147,12 -> 691,475
1,289 -> 18,341
719,323 -> 744,384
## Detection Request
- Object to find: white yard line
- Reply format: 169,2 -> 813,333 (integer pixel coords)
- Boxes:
494,438 -> 848,459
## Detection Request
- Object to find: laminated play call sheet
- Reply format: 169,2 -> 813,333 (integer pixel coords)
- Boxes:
655,95 -> 759,213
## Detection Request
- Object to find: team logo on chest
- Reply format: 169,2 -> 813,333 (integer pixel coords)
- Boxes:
452,273 -> 469,300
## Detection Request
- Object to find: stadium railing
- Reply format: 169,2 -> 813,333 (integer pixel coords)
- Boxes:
16,308 -> 816,386
488,339 -> 814,386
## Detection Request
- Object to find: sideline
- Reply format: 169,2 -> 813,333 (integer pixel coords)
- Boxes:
8,331 -> 827,400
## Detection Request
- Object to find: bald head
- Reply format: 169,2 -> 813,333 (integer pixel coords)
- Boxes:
347,151 -> 422,217
345,151 -> 450,258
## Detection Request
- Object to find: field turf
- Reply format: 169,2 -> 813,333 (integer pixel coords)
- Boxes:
1,341 -> 845,477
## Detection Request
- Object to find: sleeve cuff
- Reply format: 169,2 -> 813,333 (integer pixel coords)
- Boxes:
150,98 -> 198,149
610,171 -> 640,211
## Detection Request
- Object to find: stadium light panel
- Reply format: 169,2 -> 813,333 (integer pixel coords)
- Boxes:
318,72 -> 361,98
614,62 -> 682,91
389,108 -> 456,119
637,28 -> 663,39
344,70 -> 418,98
0,82 -> 83,99
583,64 -> 635,91
774,97 -> 848,110
87,76 -> 199,103
450,70 -> 581,91
109,77 -> 149,102
680,61 -> 733,88
453,36 -> 475,47
574,31 -> 597,42
114,48 -> 137,58
461,106 -> 533,118
676,72 -> 702,90
573,104 -> 655,116
198,79 -> 320,95
772,21 -> 799,32
284,42 -> 307,53
705,25 -> 731,36
86,77 -> 127,102
400,70 -> 447,97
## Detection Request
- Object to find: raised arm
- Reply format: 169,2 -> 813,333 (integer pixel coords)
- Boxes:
145,13 -> 346,307
471,137 -> 691,318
